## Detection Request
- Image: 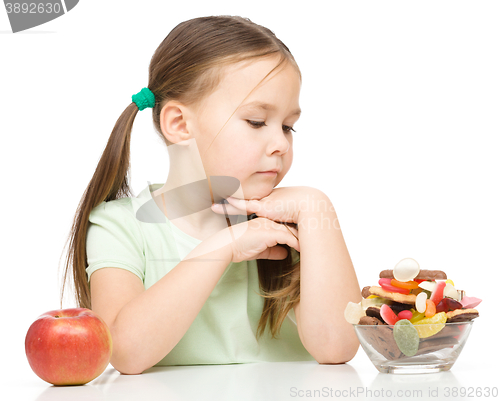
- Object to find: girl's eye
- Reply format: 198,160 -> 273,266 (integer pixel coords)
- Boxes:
246,120 -> 296,134
247,120 -> 266,129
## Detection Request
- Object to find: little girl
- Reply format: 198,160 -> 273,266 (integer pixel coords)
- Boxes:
60,15 -> 361,374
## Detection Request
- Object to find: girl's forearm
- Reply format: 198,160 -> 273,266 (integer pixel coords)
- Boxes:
297,194 -> 362,363
110,237 -> 233,374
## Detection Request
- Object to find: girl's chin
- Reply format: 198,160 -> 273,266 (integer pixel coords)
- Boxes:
232,184 -> 275,201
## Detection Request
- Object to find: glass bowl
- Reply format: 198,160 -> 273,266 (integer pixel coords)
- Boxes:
353,321 -> 474,374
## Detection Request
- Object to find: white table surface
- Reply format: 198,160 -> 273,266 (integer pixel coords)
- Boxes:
4,318 -> 498,401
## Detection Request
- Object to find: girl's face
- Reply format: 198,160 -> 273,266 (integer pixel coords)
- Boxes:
191,55 -> 301,201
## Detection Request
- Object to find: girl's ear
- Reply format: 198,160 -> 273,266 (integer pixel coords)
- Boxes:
159,100 -> 192,145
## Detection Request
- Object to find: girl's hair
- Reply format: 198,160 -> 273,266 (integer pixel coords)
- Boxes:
59,15 -> 302,341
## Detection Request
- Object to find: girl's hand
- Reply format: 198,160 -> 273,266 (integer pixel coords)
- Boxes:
208,217 -> 300,263
211,186 -> 327,225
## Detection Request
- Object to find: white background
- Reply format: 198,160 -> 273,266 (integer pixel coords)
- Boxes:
1,1 -> 498,400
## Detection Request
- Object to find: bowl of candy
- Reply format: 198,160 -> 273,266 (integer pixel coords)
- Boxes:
345,258 -> 481,374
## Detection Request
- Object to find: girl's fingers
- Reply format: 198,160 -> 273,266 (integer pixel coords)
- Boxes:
226,197 -> 259,214
271,220 -> 299,241
256,245 -> 288,260
271,222 -> 300,252
210,202 -> 246,215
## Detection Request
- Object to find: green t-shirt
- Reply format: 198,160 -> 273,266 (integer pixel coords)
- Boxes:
86,183 -> 315,366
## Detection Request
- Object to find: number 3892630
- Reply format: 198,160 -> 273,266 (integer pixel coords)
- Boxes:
5,3 -> 62,14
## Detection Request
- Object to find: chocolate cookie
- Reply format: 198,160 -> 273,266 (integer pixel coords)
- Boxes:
372,326 -> 404,360
415,336 -> 459,356
415,325 -> 461,355
358,316 -> 385,325
358,325 -> 402,360
365,306 -> 382,321
361,286 -> 372,298
379,269 -> 447,280
446,308 -> 479,322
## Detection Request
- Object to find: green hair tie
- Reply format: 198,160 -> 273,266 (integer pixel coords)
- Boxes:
132,87 -> 155,111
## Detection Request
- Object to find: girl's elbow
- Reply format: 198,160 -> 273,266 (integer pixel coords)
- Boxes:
109,339 -> 148,375
317,340 -> 360,365
111,358 -> 145,375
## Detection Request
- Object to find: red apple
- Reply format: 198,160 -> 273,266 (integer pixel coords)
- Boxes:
25,308 -> 113,386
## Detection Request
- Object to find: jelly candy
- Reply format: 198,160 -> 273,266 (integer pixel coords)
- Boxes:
378,278 -> 410,295
390,279 -> 419,290
393,319 -> 420,356
436,298 -> 463,313
410,311 -> 426,323
425,299 -> 436,318
398,310 -> 413,320
443,283 -> 459,301
430,281 -> 446,305
413,312 -> 447,338
344,302 -> 365,324
435,298 -> 448,313
361,296 -> 390,309
393,258 -> 420,282
416,292 -> 428,313
460,296 -> 482,309
418,280 -> 436,292
380,304 -> 399,325
446,298 -> 463,311
446,279 -> 455,286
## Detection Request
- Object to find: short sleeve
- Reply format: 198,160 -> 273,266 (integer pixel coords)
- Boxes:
86,200 -> 146,283
290,247 -> 300,266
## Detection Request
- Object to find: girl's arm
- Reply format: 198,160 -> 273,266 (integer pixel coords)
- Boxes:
91,236 -> 233,375
294,190 -> 362,364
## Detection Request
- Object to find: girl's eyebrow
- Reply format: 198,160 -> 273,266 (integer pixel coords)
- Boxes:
240,101 -> 301,117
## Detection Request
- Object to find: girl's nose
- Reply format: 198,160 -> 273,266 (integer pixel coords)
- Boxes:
268,129 -> 290,156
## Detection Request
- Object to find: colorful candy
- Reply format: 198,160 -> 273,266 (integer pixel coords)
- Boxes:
344,302 -> 365,324
410,311 -> 426,323
391,279 -> 419,290
416,292 -> 428,313
393,319 -> 420,356
378,278 -> 410,295
446,298 -> 463,311
361,296 -> 390,309
443,283 -> 460,301
436,298 -> 447,313
430,281 -> 446,305
380,304 -> 399,325
460,296 -> 482,309
425,299 -> 436,317
418,281 -> 436,292
398,310 -> 413,320
413,312 -> 447,338
345,259 -> 482,364
393,258 -> 420,282
436,298 -> 463,313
